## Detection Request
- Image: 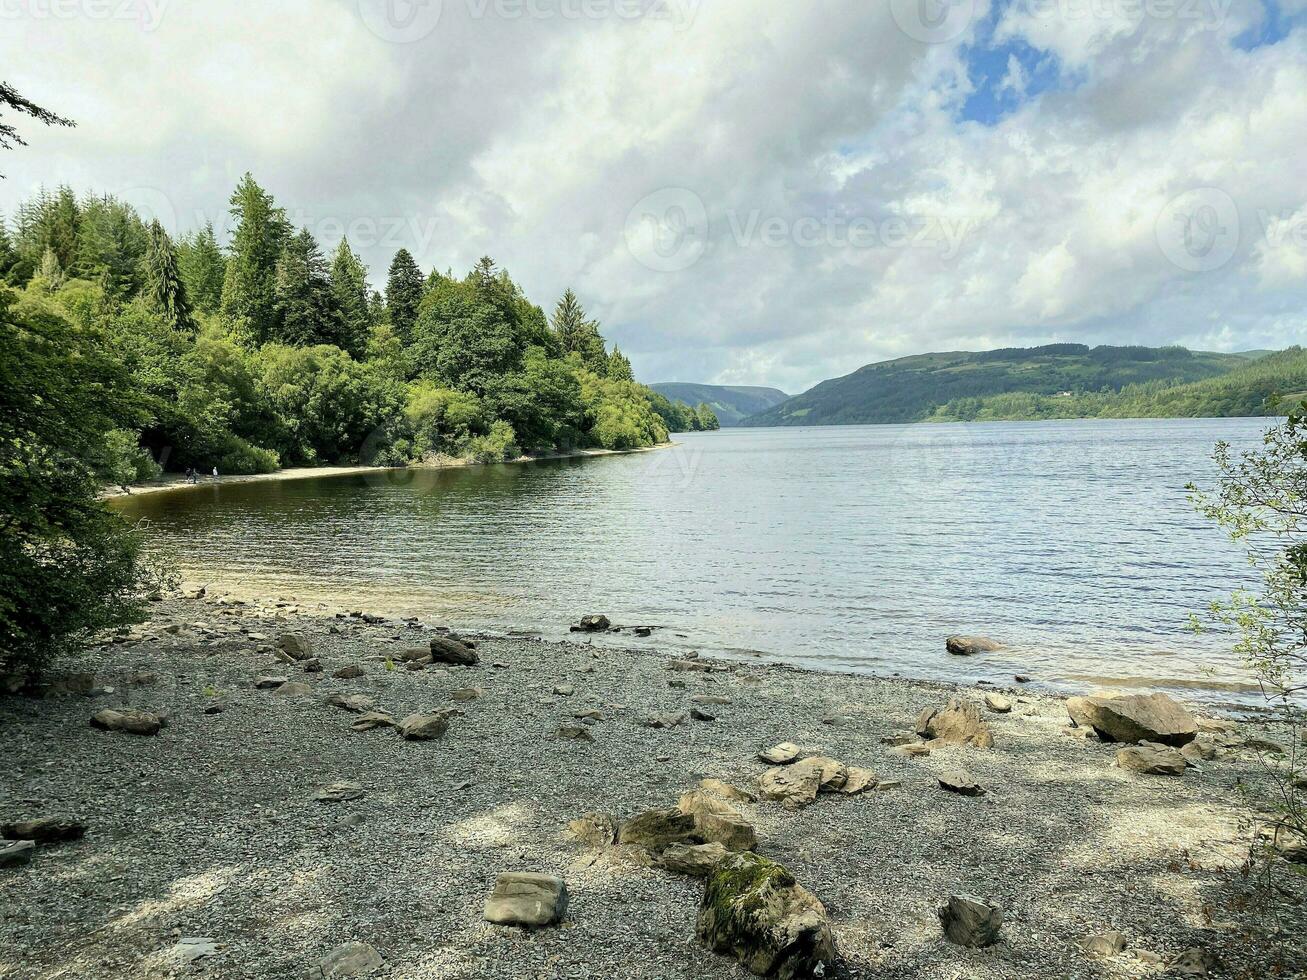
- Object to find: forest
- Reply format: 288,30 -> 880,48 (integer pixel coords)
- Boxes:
0,175 -> 719,484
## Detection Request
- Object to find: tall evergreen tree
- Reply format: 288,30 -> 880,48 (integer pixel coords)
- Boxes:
177,222 -> 226,315
142,220 -> 195,333
551,289 -> 608,374
607,347 -> 634,382
384,248 -> 423,342
220,173 -> 290,342
75,194 -> 148,297
0,216 -> 15,282
273,228 -> 337,347
329,237 -> 371,358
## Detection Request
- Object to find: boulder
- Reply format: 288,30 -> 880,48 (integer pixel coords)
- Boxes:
277,633 -> 315,661
483,872 -> 568,928
697,852 -> 837,980
939,894 -> 1003,948
660,842 -> 729,877
326,694 -> 375,714
332,665 -> 365,680
1,816 -> 86,844
916,699 -> 994,748
839,767 -> 879,795
1181,739 -> 1217,763
0,839 -> 35,867
757,742 -> 802,765
1065,693 -> 1197,747
676,791 -> 757,851
946,635 -> 1003,656
319,941 -> 383,978
618,809 -> 697,852
1116,743 -> 1187,776
573,615 -> 611,633
350,712 -> 398,732
430,636 -> 478,666
399,713 -> 450,741
90,708 -> 162,736
567,812 -> 620,849
1082,930 -> 1128,958
938,770 -> 985,797
758,763 -> 823,809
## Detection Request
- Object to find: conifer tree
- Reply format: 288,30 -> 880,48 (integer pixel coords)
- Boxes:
551,289 -> 608,374
221,173 -> 290,342
329,237 -> 371,357
142,220 -> 195,333
384,248 -> 423,341
273,228 -> 337,347
607,347 -> 634,382
177,222 -> 226,315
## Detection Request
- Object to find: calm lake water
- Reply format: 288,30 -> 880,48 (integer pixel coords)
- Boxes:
114,419 -> 1274,706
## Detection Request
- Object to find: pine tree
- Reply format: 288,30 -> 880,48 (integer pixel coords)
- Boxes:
75,194 -> 148,297
551,289 -> 608,374
142,219 -> 195,333
36,246 -> 64,291
0,216 -> 15,282
177,222 -> 226,315
273,228 -> 337,347
329,237 -> 371,358
221,173 -> 290,342
384,248 -> 423,342
607,347 -> 634,382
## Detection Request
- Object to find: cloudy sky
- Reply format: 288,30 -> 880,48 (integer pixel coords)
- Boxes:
3,0 -> 1306,393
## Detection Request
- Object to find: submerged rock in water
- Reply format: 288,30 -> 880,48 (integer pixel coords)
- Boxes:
1066,693 -> 1197,747
946,635 -> 1004,656
572,615 -> 611,633
697,851 -> 837,979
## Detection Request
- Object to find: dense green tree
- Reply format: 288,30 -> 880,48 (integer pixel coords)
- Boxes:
14,186 -> 80,273
385,248 -> 423,341
695,402 -> 720,431
74,194 -> 147,296
329,237 -> 371,358
607,346 -> 634,382
551,288 -> 609,374
272,228 -> 338,348
0,288 -> 149,672
0,218 -> 15,281
220,173 -> 290,342
34,247 -> 65,291
177,222 -> 226,315
141,220 -> 195,333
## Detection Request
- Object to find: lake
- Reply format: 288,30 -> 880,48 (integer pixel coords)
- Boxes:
113,419 -> 1273,706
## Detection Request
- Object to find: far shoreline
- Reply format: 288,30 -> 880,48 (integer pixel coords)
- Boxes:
100,441 -> 676,501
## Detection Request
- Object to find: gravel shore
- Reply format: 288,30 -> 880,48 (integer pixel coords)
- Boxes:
1,593 -> 1303,980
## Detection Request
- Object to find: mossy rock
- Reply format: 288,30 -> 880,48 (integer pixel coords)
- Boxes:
697,852 -> 837,978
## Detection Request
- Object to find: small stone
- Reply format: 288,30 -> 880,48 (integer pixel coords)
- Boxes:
314,782 -> 366,803
938,770 -> 985,796
451,687 -> 484,702
1082,930 -> 1128,958
302,658 -> 323,673
916,699 -> 994,748
350,712 -> 398,732
276,682 -> 313,697
821,714 -> 855,727
203,704 -> 225,715
1168,948 -> 1219,976
690,708 -> 716,722
557,725 -> 594,742
641,713 -> 686,729
568,812 -> 620,848
758,762 -> 823,808
430,635 -> 479,666
1015,674 -> 1032,684
326,694 -> 375,714
1116,742 -> 1187,776
172,937 -> 218,965
983,693 -> 1013,713
483,872 -> 568,928
553,684 -> 575,697
399,713 -> 451,741
0,840 -> 35,867
320,941 -> 383,977
699,779 -> 756,803
573,615 -> 611,633
255,675 -> 288,689
676,791 -> 757,851
757,741 -> 802,765
892,743 -> 931,758
691,695 -> 732,706
619,809 -> 697,852
89,708 -> 162,735
332,665 -> 365,679
939,894 -> 1003,947
1,816 -> 86,843
839,766 -> 879,795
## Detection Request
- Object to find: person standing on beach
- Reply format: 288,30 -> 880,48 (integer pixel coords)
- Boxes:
212,466 -> 218,481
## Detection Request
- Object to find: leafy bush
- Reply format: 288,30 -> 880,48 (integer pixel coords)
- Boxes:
104,429 -> 162,486
464,420 -> 519,463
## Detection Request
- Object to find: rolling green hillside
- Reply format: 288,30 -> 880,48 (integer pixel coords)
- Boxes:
651,383 -> 790,426
741,344 -> 1267,427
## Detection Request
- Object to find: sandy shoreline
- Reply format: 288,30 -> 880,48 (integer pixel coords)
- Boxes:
100,443 -> 675,500
0,591 -> 1302,979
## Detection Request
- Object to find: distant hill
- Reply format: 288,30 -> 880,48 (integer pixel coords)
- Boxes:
741,344 -> 1265,427
651,383 -> 791,427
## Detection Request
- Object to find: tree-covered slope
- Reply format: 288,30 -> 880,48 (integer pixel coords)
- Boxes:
651,383 -> 790,426
741,344 -> 1261,426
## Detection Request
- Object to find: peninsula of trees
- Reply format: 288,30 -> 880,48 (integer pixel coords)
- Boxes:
0,175 -> 717,483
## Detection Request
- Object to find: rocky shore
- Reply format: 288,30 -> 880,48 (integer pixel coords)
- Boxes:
0,591 -> 1303,979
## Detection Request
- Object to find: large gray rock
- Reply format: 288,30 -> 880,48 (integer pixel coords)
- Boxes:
430,635 -> 479,666
618,809 -> 697,852
758,763 -> 822,809
946,635 -> 1004,656
939,894 -> 1003,948
326,694 -> 375,714
1081,930 -> 1128,958
757,742 -> 802,765
320,941 -> 383,977
1066,693 -> 1197,747
697,852 -> 837,979
399,712 -> 451,741
483,872 -> 568,927
573,615 -> 611,633
1,816 -> 85,843
90,708 -> 162,735
277,633 -> 315,661
0,840 -> 35,867
1116,742 -> 1187,776
567,812 -> 620,849
676,791 -> 757,852
660,842 -> 729,877
916,699 -> 994,749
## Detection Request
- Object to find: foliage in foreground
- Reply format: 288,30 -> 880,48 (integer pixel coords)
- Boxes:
1191,408 -> 1307,863
1,178 -> 717,479
0,289 -> 153,673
